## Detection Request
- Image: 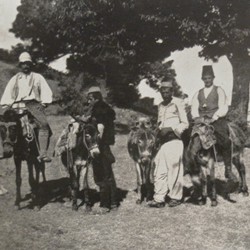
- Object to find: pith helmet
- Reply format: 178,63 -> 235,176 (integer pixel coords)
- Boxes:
160,81 -> 173,88
19,52 -> 32,63
87,86 -> 101,95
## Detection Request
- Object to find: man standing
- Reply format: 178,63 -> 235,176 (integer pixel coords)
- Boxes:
87,86 -> 118,214
149,81 -> 189,208
0,52 -> 53,162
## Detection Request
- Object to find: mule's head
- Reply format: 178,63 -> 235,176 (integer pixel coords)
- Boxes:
81,122 -> 100,158
128,117 -> 156,166
0,110 -> 18,158
185,133 -> 209,177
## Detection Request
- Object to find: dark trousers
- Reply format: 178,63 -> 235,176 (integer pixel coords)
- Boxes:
92,144 -> 117,208
212,118 -> 231,148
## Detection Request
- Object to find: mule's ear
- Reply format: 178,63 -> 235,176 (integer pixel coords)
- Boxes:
130,126 -> 138,131
3,109 -> 18,122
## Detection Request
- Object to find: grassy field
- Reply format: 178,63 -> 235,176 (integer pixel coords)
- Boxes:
0,115 -> 250,250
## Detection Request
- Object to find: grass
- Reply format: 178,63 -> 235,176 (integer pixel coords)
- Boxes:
0,115 -> 250,250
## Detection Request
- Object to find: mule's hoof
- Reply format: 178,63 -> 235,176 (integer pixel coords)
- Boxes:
34,205 -> 41,211
14,205 -> 20,211
85,205 -> 92,212
242,191 -> 249,197
136,199 -> 142,205
72,204 -> 78,211
211,200 -> 218,207
198,199 -> 206,206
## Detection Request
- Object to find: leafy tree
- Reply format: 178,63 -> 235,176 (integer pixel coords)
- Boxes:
10,0 -> 250,121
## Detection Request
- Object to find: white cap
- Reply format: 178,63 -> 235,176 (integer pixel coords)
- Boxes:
19,52 -> 32,63
87,86 -> 101,95
160,81 -> 173,88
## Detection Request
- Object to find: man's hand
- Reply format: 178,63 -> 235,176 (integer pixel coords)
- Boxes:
158,127 -> 174,138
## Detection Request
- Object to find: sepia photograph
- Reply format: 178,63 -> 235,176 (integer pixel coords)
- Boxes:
0,1 -> 250,249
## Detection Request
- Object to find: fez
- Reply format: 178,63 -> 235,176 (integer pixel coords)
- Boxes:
202,65 -> 214,77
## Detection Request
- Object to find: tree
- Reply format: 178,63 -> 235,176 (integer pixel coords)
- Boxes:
135,0 -> 250,122
10,0 -> 250,120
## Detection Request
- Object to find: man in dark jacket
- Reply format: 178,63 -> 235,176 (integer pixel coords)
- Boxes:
87,86 -> 118,214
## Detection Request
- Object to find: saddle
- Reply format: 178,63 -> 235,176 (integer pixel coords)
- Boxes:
191,122 -> 216,150
54,121 -> 80,156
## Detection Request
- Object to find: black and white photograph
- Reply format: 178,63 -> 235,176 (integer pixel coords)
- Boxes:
0,1 -> 250,249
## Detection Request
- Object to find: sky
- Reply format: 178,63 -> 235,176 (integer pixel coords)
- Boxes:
0,0 -> 233,106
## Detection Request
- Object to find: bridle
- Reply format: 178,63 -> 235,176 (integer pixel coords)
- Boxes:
0,121 -> 17,146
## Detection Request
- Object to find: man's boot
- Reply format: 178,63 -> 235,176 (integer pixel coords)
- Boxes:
38,129 -> 52,162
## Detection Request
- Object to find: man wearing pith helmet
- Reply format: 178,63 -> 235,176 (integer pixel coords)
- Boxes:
149,79 -> 189,208
0,52 -> 53,162
86,86 -> 118,214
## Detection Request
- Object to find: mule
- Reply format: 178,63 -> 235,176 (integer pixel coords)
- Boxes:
58,119 -> 100,211
127,117 -> 156,204
185,121 -> 249,206
1,109 -> 46,209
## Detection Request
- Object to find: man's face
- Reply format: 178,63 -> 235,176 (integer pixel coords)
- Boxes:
202,74 -> 214,88
87,94 -> 97,105
20,62 -> 32,74
160,87 -> 173,102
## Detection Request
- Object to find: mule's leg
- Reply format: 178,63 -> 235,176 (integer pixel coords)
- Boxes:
40,162 -> 46,183
14,157 -> 22,209
27,161 -> 39,207
82,165 -> 91,211
71,164 -> 79,211
208,157 -> 217,206
233,153 -> 249,196
222,150 -> 234,201
145,162 -> 152,202
198,165 -> 207,205
135,162 -> 143,204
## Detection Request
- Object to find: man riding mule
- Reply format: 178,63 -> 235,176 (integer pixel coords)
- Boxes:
187,65 -> 249,206
0,52 -> 53,163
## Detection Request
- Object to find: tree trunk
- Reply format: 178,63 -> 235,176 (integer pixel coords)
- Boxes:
229,55 -> 250,123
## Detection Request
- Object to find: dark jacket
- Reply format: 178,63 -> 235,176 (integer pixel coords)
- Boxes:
91,100 -> 116,145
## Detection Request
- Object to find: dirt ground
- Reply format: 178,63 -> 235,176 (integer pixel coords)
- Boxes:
0,115 -> 250,250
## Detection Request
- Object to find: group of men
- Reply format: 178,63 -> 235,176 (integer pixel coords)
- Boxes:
0,52 -> 230,211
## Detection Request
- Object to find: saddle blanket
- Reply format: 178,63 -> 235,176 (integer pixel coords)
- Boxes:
54,122 -> 80,156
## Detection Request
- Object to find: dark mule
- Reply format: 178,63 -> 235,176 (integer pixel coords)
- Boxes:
1,109 -> 46,209
185,122 -> 249,206
59,119 -> 100,211
127,117 -> 156,204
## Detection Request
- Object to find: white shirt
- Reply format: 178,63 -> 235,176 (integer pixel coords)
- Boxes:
191,85 -> 228,120
158,97 -> 189,138
0,72 -> 53,109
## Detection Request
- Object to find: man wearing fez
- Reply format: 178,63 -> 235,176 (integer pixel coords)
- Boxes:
191,65 -> 232,176
86,86 -> 118,214
149,80 -> 189,208
0,52 -> 53,162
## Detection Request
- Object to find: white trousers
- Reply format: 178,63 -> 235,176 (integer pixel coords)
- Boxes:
153,140 -> 184,202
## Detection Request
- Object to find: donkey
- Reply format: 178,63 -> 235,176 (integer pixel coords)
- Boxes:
58,118 -> 100,211
0,109 -> 46,209
127,117 -> 156,204
186,121 -> 248,206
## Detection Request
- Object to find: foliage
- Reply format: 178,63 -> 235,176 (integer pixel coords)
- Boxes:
10,0 -> 250,118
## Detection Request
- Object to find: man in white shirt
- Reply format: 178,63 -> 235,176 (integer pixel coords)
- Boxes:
149,81 -> 189,208
0,52 -> 53,162
190,65 -> 234,179
191,65 -> 228,121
